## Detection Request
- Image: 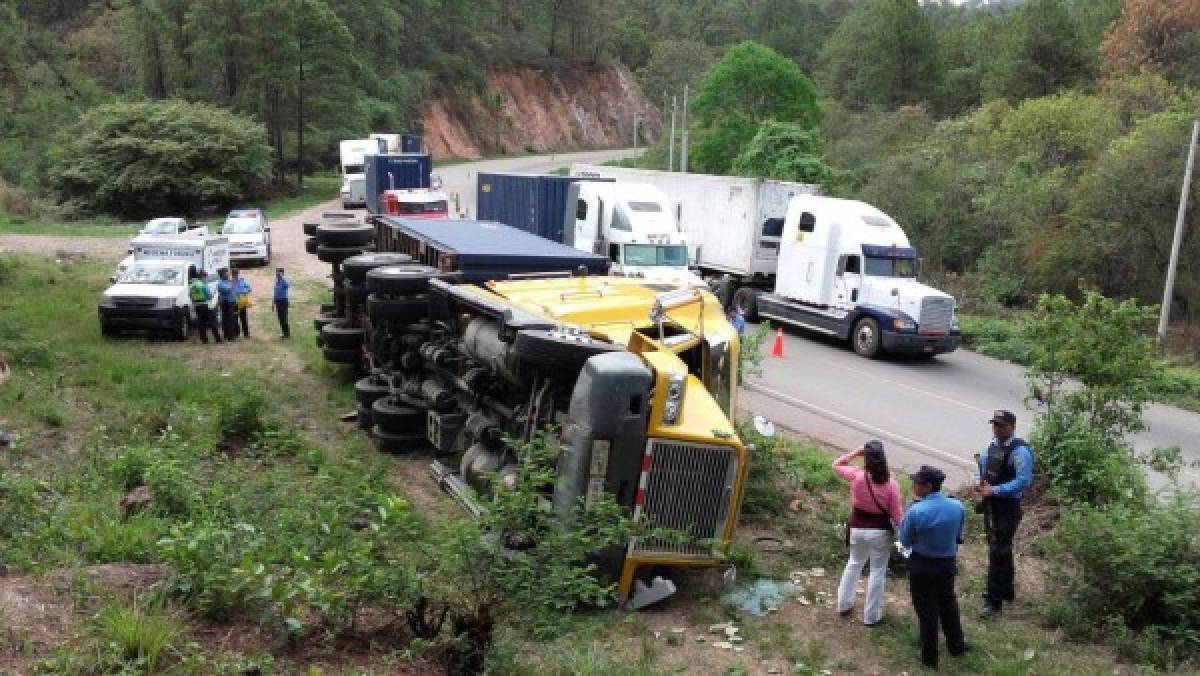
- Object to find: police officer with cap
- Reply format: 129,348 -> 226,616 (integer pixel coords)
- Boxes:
899,464 -> 967,670
974,409 -> 1033,618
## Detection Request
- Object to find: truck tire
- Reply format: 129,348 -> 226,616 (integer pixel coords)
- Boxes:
354,376 -> 391,407
733,287 -> 760,322
321,324 -> 365,349
367,294 -> 428,323
319,303 -> 336,315
302,222 -> 318,236
317,245 -> 365,264
851,317 -> 882,359
366,265 -> 441,296
345,281 -> 367,307
356,403 -> 373,430
317,223 -> 373,247
322,346 -> 361,364
512,329 -> 621,377
304,237 -> 318,255
371,397 -> 424,434
371,425 -> 426,454
313,314 -> 337,333
101,322 -> 118,338
342,253 -> 413,284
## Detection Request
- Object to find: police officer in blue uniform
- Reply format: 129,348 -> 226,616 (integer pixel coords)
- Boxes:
899,465 -> 967,670
974,409 -> 1034,618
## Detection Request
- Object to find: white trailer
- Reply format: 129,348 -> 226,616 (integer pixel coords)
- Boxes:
340,138 -> 385,208
570,165 -> 818,281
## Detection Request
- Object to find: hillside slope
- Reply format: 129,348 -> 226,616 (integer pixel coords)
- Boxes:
421,64 -> 661,160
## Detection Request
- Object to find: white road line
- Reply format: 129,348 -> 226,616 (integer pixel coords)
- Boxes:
745,381 -> 976,471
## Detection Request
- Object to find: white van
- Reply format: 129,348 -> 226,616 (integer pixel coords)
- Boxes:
222,208 -> 271,266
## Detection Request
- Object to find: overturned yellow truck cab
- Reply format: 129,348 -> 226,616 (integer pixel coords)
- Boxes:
424,275 -> 748,603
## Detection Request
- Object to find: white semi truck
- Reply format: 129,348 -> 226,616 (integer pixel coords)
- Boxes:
339,138 -> 384,208
572,165 -> 959,358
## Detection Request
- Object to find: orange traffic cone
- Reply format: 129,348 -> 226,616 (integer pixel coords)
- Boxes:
770,328 -> 785,358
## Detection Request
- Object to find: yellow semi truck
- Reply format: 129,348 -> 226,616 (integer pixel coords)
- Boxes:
311,217 -> 748,604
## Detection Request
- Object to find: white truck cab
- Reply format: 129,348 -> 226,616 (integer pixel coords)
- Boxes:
340,138 -> 384,208
565,182 -> 703,287
99,236 -> 230,340
742,196 -> 960,358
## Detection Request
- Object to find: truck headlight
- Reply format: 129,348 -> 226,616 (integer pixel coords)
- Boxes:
662,372 -> 686,425
892,317 -> 917,332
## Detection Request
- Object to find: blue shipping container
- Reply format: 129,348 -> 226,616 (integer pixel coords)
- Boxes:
476,173 -> 612,244
401,134 -> 422,153
364,153 -> 432,214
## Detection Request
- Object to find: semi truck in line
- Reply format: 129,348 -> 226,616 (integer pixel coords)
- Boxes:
339,138 -> 384,208
363,152 -> 448,218
476,173 -> 702,286
300,216 -> 747,606
572,165 -> 959,358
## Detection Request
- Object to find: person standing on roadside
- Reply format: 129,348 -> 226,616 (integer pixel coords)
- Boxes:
832,440 -> 905,626
974,409 -> 1033,618
189,269 -> 222,343
216,268 -> 238,342
726,305 -> 746,335
899,465 -> 968,670
272,267 -> 291,339
232,268 -> 252,338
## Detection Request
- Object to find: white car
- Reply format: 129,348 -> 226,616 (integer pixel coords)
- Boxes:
222,208 -> 271,266
128,217 -> 207,253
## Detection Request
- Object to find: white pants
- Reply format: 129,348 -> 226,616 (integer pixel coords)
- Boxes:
836,527 -> 893,624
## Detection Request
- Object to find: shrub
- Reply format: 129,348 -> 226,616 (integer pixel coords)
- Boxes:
47,100 -> 270,218
93,603 -> 183,673
215,390 -> 268,444
1045,495 -> 1200,666
959,315 -> 1033,364
157,523 -> 266,620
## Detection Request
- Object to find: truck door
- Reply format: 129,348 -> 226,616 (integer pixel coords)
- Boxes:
571,189 -> 602,254
834,254 -> 862,307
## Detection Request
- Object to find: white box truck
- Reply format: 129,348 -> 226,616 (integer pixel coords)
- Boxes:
98,236 -> 230,340
340,138 -> 385,208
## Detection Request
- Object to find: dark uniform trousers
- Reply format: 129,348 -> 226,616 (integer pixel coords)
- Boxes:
985,497 -> 1022,605
219,302 -> 238,341
194,303 -> 222,343
908,553 -> 966,669
274,299 -> 290,338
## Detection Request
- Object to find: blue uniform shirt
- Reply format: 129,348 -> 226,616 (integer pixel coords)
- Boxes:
978,437 -> 1034,499
273,276 -> 289,302
731,313 -> 746,334
899,491 -> 965,559
217,279 -> 236,304
234,278 -> 251,297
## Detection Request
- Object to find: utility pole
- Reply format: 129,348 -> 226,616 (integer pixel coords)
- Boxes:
668,95 -> 677,172
680,84 -> 689,173
632,112 -> 639,155
1157,119 -> 1199,346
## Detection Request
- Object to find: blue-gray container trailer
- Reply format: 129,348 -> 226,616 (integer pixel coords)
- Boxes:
475,173 -> 612,244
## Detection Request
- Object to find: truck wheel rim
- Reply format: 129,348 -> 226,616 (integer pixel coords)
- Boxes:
856,325 -> 874,350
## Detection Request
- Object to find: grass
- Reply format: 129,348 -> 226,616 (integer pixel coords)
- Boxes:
0,173 -> 340,238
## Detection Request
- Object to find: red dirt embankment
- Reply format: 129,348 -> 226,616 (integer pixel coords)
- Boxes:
421,64 -> 662,160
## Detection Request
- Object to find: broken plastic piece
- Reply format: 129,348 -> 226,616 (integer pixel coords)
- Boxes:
629,576 -> 676,610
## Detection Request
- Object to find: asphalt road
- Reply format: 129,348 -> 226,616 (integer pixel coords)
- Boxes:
740,323 -> 1200,489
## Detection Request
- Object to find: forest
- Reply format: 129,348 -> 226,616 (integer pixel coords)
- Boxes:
2,0 -> 1200,310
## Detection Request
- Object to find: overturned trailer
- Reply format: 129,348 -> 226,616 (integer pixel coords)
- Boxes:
305,216 -> 748,603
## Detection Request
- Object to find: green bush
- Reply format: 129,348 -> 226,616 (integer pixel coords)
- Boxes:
157,523 -> 266,620
959,315 -> 1033,364
215,390 -> 268,444
1045,495 -> 1200,667
47,100 -> 270,218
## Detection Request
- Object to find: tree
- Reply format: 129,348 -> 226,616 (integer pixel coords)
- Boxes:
635,38 -> 715,105
1100,0 -> 1200,88
817,0 -> 940,110
47,100 -> 271,217
982,0 -> 1093,102
731,121 -> 832,186
690,41 -> 822,175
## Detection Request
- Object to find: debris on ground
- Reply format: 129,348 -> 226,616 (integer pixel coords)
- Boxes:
119,485 -> 153,517
723,578 -> 799,617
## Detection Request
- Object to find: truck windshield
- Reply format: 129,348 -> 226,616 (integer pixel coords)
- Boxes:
864,256 -> 919,278
398,200 -> 448,214
623,244 -> 688,267
119,264 -> 185,286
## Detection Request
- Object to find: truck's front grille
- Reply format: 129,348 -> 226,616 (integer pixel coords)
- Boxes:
632,439 -> 738,559
114,297 -> 157,307
919,296 -> 955,334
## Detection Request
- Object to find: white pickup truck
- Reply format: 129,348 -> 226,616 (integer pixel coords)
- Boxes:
98,236 -> 230,339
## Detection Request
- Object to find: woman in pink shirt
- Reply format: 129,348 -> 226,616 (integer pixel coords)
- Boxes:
832,440 -> 905,626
